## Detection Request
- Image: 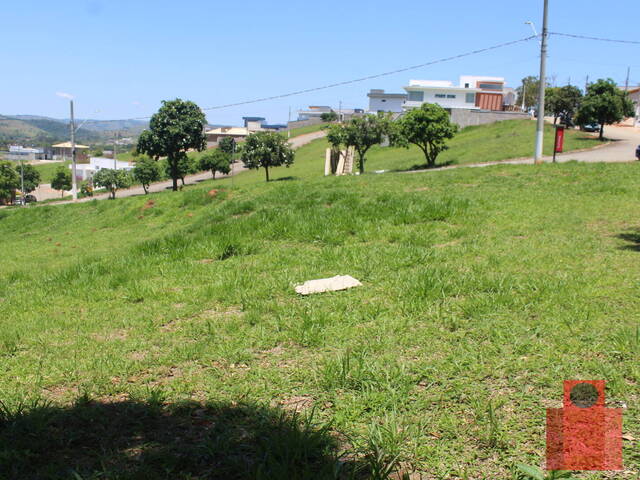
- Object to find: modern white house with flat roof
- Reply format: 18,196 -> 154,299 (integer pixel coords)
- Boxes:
403,76 -> 509,112
70,157 -> 134,181
367,89 -> 407,113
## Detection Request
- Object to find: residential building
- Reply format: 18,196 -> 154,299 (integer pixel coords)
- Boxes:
70,157 -> 134,181
243,117 -> 266,131
624,87 -> 640,127
206,116 -> 289,148
403,76 -> 509,112
205,126 -> 251,148
367,89 -> 407,113
6,145 -> 52,161
52,141 -> 90,162
296,105 -> 364,122
297,106 -> 333,121
243,117 -> 287,131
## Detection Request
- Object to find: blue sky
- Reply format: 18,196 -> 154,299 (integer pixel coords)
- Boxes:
2,0 -> 639,126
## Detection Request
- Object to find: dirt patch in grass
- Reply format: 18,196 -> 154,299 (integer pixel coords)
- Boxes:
92,329 -> 128,342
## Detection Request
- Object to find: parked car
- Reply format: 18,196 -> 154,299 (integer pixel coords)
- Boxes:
13,194 -> 37,206
581,123 -> 601,132
636,144 -> 640,160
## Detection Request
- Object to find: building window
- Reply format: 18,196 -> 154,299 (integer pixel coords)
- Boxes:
478,83 -> 503,91
465,93 -> 476,103
464,83 -> 470,88
435,94 -> 446,98
408,91 -> 424,102
446,94 -> 456,99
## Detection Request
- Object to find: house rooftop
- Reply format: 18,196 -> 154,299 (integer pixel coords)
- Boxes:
52,142 -> 90,149
367,89 -> 407,99
205,127 -> 250,136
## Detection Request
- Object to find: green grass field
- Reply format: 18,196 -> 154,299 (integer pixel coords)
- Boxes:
367,119 -> 601,171
1,146 -> 639,479
32,161 -> 69,183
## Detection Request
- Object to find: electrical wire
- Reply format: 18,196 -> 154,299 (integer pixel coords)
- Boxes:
194,35 -> 537,114
78,31 -> 640,122
550,32 -> 640,46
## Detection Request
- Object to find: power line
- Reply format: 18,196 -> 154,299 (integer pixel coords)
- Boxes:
185,35 -> 539,115
550,32 -> 640,45
78,31 -> 640,122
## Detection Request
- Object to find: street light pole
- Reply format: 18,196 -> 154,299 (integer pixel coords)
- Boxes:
69,100 -> 78,199
534,0 -> 549,164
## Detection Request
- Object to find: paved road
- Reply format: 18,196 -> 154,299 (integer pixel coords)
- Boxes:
32,130 -> 327,205
406,125 -> 640,174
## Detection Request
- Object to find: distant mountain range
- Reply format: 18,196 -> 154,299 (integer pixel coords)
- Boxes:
0,114 -> 148,147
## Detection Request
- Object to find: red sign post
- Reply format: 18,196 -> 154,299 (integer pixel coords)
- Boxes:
547,380 -> 623,471
553,125 -> 565,162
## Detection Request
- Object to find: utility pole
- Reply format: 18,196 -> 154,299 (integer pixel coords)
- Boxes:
585,75 -> 589,93
534,0 -> 549,164
521,82 -> 527,111
338,100 -> 342,123
20,159 -> 25,207
624,67 -> 631,93
113,131 -> 118,169
287,106 -> 291,139
70,100 -> 78,200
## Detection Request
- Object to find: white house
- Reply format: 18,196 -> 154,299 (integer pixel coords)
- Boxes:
367,89 -> 407,113
6,146 -> 49,161
403,76 -> 508,112
70,157 -> 134,181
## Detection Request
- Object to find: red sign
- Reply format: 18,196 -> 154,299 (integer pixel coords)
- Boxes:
555,126 -> 565,153
547,380 -> 623,471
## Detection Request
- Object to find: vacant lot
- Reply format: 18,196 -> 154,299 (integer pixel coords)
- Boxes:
1,155 -> 638,479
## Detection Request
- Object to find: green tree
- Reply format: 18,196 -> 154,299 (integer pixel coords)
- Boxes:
545,85 -> 583,124
394,103 -> 458,168
575,78 -> 636,140
136,99 -> 207,191
320,111 -> 338,122
240,131 -> 295,181
93,168 -> 132,199
0,161 -> 19,204
15,163 -> 41,193
516,76 -> 543,110
174,153 -> 198,186
218,137 -> 237,156
51,166 -> 72,198
327,113 -> 392,174
199,149 -> 232,179
132,156 -> 161,194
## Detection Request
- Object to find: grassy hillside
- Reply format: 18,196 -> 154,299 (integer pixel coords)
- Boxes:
0,160 -> 638,478
33,161 -> 69,183
367,119 -> 600,171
